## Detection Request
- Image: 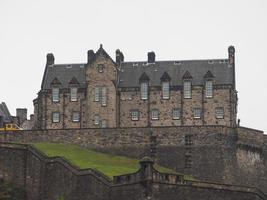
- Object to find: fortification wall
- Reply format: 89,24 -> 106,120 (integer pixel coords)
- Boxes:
0,143 -> 265,200
0,125 -> 266,194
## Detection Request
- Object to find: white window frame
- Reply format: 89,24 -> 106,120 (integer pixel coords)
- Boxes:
131,110 -> 139,121
72,112 -> 80,122
70,87 -> 78,102
172,108 -> 181,120
95,87 -> 101,102
183,81 -> 191,99
205,81 -> 213,98
151,109 -> 159,120
52,112 -> 60,123
193,108 -> 202,119
52,87 -> 59,102
162,81 -> 170,99
101,119 -> 107,128
101,87 -> 107,106
94,115 -> 100,125
215,107 -> 224,119
141,82 -> 148,100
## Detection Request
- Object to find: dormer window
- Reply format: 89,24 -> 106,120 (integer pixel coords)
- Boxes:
205,81 -> 213,98
139,72 -> 150,100
70,87 -> 78,101
161,72 -> 171,100
52,88 -> 59,102
162,82 -> 170,99
182,71 -> 192,99
141,82 -> 148,100
183,81 -> 191,99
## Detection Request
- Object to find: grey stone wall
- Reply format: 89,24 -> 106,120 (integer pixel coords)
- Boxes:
0,126 -> 266,195
0,143 -> 265,200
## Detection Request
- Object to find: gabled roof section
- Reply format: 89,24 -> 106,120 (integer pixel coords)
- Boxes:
69,77 -> 79,85
204,70 -> 215,79
42,64 -> 86,89
50,77 -> 61,85
139,72 -> 150,82
93,44 -> 117,66
160,72 -> 171,82
118,59 -> 233,87
182,71 -> 193,79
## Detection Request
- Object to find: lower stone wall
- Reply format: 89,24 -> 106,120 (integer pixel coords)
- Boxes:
0,142 -> 266,200
0,125 -> 266,196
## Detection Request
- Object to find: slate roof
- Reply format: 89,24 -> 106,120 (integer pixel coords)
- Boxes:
118,59 -> 233,87
0,102 -> 12,122
42,64 -> 86,89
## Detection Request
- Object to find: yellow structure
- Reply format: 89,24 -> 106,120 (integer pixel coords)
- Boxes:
0,123 -> 21,131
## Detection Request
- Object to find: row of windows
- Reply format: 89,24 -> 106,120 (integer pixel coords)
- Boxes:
52,87 -> 78,102
140,80 -> 214,100
130,107 -> 224,121
52,80 -> 213,103
52,112 -> 80,123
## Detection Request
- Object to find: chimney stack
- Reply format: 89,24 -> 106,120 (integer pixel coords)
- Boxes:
46,53 -> 55,66
116,49 -> 124,64
228,46 -> 235,65
16,108 -> 27,125
87,50 -> 95,64
147,52 -> 155,63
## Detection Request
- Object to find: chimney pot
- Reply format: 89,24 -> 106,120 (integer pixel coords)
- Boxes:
46,53 -> 55,65
87,50 -> 95,64
147,52 -> 155,63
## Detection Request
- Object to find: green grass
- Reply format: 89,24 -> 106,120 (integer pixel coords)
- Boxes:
32,143 -> 175,179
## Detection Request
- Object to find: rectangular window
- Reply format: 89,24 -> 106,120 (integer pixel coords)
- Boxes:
101,120 -> 107,128
205,81 -> 213,98
172,108 -> 181,120
95,87 -> 100,102
98,64 -> 104,73
131,110 -> 139,121
193,108 -> 202,119
162,82 -> 170,99
72,112 -> 80,122
52,88 -> 59,102
94,115 -> 100,125
185,155 -> 192,168
185,135 -> 193,145
215,107 -> 224,119
151,109 -> 159,120
70,87 -> 78,102
101,87 -> 107,106
141,82 -> 148,100
183,81 -> 191,99
52,112 -> 60,123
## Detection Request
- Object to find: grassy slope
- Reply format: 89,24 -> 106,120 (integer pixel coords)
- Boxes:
32,143 -> 175,178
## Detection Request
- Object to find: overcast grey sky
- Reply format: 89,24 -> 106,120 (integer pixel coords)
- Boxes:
0,0 -> 266,132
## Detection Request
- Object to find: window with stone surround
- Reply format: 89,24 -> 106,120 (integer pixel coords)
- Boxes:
52,112 -> 60,123
185,135 -> 193,145
131,110 -> 139,121
172,108 -> 181,120
52,87 -> 59,102
183,81 -> 191,99
193,108 -> 202,119
101,119 -> 107,128
72,112 -> 80,122
98,64 -> 104,73
205,80 -> 213,98
141,82 -> 148,100
101,87 -> 107,106
215,107 -> 224,119
162,81 -> 170,99
94,115 -> 100,125
151,109 -> 159,120
70,87 -> 78,102
95,87 -> 101,102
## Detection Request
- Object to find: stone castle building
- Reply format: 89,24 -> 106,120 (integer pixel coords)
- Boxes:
34,45 -> 238,129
